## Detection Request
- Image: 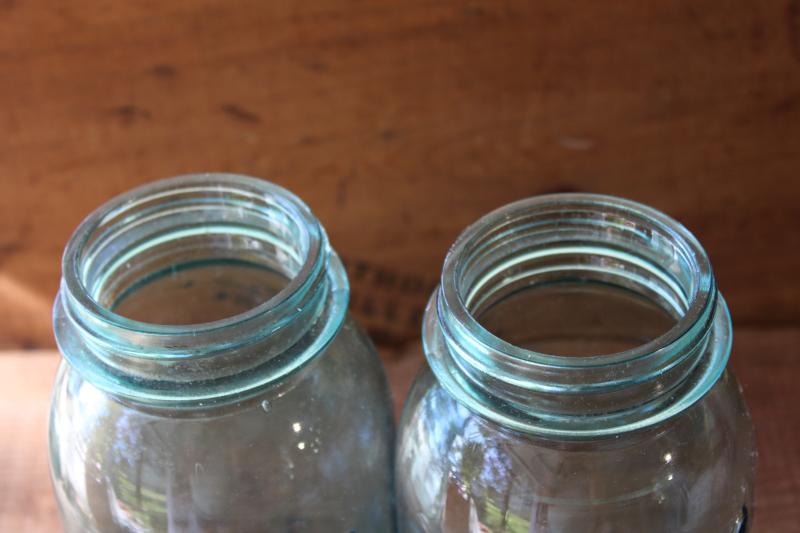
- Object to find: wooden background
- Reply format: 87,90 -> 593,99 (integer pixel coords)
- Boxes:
1,0 -> 799,347
0,0 -> 798,530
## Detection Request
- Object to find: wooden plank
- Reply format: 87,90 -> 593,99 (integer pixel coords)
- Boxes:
729,327 -> 800,531
1,0 -> 799,348
1,327 -> 797,531
0,354 -> 61,533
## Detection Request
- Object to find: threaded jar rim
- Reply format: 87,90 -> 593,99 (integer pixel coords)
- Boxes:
54,173 -> 349,406
425,193 -> 731,438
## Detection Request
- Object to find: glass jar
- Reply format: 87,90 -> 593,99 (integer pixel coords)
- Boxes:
49,174 -> 395,532
397,194 -> 756,532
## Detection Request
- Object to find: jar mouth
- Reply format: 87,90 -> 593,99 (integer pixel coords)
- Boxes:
55,174 -> 348,405
427,193 -> 730,437
63,173 -> 324,339
442,193 -> 713,366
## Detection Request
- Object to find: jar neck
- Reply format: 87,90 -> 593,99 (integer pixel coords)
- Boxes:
54,174 -> 348,407
424,194 -> 731,438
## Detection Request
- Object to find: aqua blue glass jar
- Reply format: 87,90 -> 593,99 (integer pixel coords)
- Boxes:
397,194 -> 756,532
49,174 -> 395,532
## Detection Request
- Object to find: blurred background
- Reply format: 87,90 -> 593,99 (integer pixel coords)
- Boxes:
1,0 -> 798,531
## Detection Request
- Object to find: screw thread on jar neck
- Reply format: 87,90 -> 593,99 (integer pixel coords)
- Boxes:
425,193 -> 731,438
54,174 -> 348,407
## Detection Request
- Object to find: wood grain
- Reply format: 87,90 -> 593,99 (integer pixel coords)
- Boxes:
1,327 -> 797,531
0,353 -> 60,533
1,0 -> 799,347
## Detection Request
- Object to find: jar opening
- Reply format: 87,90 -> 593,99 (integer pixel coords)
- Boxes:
427,193 -> 730,437
55,174 -> 349,406
111,261 -> 290,325
69,174 -> 318,331
448,194 -> 710,365
476,280 -> 679,357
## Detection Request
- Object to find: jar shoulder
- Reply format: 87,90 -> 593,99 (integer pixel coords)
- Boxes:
49,314 -> 394,533
397,367 -> 755,533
